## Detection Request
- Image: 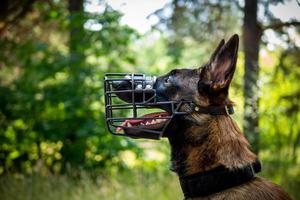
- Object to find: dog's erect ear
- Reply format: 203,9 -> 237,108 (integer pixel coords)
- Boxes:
200,34 -> 239,92
209,39 -> 225,63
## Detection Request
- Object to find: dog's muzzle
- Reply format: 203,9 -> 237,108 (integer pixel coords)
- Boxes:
104,73 -> 189,140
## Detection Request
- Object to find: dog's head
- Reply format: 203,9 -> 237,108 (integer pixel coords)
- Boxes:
112,34 -> 239,138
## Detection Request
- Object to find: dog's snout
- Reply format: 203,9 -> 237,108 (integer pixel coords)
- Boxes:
111,79 -> 133,103
111,74 -> 157,103
112,79 -> 131,90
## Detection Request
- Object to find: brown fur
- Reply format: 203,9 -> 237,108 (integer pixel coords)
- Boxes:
181,114 -> 292,199
184,115 -> 256,175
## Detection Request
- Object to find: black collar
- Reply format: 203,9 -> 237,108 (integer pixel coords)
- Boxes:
179,160 -> 262,198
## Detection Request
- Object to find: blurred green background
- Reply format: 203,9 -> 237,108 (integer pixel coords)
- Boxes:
0,0 -> 299,199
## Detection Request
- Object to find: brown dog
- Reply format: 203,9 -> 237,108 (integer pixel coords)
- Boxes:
112,34 -> 292,199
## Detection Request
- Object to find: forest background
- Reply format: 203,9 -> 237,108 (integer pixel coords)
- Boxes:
0,0 -> 299,199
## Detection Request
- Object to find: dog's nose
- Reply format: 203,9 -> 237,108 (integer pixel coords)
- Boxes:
112,80 -> 131,91
111,78 -> 133,103
112,75 -> 156,90
111,74 -> 156,103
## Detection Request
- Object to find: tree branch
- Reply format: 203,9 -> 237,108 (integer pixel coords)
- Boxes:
263,21 -> 300,31
233,0 -> 243,11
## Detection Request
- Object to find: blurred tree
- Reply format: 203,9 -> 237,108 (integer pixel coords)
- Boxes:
152,0 -> 239,64
0,0 -> 140,174
56,0 -> 87,171
242,0 -> 261,153
242,0 -> 299,153
69,0 -> 85,67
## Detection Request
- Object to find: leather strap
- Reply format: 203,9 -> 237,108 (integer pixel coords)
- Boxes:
179,160 -> 261,198
190,103 -> 234,115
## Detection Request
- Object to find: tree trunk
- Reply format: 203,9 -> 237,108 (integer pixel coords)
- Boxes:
242,0 -> 262,153
61,0 -> 86,171
68,0 -> 84,70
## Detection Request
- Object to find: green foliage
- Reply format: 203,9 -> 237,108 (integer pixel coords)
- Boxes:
257,46 -> 300,199
259,46 -> 300,169
0,1 -> 140,174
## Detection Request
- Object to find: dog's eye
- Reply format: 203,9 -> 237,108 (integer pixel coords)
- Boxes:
164,76 -> 171,86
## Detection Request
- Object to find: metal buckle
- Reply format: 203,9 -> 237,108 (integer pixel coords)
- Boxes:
225,105 -> 230,115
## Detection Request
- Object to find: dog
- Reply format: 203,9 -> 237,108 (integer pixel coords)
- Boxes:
112,34 -> 292,199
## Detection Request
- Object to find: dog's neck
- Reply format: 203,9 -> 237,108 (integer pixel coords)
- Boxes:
168,114 -> 257,177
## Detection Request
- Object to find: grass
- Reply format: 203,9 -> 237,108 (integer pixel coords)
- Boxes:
0,170 -> 183,200
0,158 -> 299,200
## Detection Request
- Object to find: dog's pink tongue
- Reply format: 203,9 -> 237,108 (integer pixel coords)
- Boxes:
116,112 -> 169,132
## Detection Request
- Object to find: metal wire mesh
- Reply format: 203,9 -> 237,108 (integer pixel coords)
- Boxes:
104,73 -> 189,139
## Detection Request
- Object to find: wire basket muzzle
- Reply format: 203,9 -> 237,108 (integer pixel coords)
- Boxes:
104,73 -> 170,139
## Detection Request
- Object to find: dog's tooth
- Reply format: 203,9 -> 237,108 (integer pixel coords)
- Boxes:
151,119 -> 156,124
116,127 -> 122,133
157,119 -> 163,123
159,119 -> 167,123
127,123 -> 132,127
146,121 -> 150,125
140,122 -> 144,125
